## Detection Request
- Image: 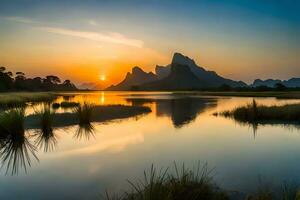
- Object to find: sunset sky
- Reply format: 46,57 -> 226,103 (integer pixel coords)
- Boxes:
0,0 -> 299,88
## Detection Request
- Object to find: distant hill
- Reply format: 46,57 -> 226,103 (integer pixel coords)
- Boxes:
106,66 -> 158,90
106,52 -> 247,91
252,78 -> 300,88
78,82 -> 103,90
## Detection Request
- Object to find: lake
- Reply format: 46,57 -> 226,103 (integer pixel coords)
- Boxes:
1,92 -> 300,199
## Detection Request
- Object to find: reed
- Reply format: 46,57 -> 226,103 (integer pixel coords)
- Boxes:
105,162 -> 228,200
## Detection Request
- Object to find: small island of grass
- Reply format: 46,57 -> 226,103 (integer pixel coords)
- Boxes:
215,100 -> 300,125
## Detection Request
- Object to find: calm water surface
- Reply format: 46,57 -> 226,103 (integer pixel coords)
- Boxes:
1,92 -> 300,199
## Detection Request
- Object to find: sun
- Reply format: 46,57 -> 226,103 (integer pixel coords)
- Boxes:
100,74 -> 106,81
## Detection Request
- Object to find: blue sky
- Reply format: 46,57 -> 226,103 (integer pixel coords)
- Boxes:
0,0 -> 299,85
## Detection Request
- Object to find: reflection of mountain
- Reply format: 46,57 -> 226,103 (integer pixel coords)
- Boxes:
127,97 -> 217,128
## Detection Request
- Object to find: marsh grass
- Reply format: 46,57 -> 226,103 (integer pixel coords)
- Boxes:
0,108 -> 38,175
105,162 -> 228,200
34,106 -> 57,152
0,108 -> 25,135
217,100 -> 300,124
0,92 -> 58,109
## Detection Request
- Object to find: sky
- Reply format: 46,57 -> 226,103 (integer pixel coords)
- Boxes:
0,0 -> 299,88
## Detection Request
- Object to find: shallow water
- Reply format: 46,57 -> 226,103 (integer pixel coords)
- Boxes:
1,92 -> 300,199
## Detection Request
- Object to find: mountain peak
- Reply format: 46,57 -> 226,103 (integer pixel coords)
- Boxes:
172,52 -> 196,66
132,66 -> 144,74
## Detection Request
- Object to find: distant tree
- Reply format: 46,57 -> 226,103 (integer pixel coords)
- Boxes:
0,66 -> 14,91
15,72 -> 27,90
0,66 -> 77,92
45,75 -> 61,85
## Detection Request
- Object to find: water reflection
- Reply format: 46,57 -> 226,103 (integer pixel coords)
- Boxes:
74,124 -> 95,141
127,97 -> 217,128
34,128 -> 58,152
0,131 -> 38,175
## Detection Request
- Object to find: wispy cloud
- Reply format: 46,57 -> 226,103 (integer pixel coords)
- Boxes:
39,27 -> 144,48
5,16 -> 38,24
87,19 -> 98,26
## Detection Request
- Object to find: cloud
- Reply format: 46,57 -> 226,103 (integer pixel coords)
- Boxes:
39,27 -> 144,48
87,19 -> 98,26
5,16 -> 38,24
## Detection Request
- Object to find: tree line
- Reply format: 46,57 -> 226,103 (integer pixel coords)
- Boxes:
0,66 -> 77,92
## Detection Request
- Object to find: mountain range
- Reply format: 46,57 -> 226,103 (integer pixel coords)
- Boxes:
251,78 -> 300,88
106,53 -> 247,90
105,52 -> 300,90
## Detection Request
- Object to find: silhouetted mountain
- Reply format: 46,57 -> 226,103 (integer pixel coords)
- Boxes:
142,63 -> 206,90
156,53 -> 247,87
252,78 -> 300,88
106,66 -> 158,90
106,53 -> 247,91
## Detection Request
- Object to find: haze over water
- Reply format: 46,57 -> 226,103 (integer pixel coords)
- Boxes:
1,92 -> 300,199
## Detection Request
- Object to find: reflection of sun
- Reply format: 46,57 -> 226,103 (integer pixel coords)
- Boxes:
100,75 -> 106,81
100,92 -> 105,104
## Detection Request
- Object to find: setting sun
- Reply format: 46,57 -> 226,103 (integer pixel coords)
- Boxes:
100,74 -> 106,81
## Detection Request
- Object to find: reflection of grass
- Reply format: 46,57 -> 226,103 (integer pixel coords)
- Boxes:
217,100 -> 300,123
74,123 -> 95,141
0,108 -> 38,175
106,162 -> 228,200
0,92 -> 58,109
34,106 -> 57,152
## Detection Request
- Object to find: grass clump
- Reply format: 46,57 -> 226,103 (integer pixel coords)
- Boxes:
218,100 -> 300,124
105,162 -> 228,200
0,108 -> 25,135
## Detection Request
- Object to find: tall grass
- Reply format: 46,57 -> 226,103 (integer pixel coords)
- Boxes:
34,106 -> 57,152
105,162 -> 228,200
